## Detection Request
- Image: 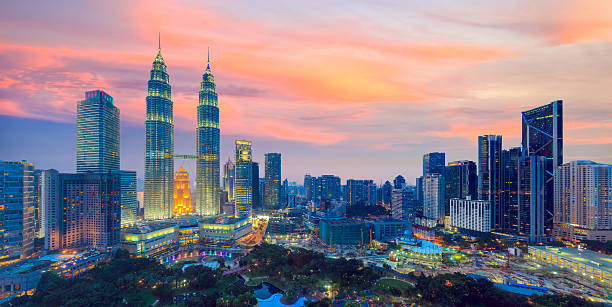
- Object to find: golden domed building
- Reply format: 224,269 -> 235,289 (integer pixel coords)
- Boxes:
174,168 -> 192,215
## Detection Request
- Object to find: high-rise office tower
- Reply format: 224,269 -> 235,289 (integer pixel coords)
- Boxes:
33,170 -> 42,239
223,158 -> 235,202
251,162 -> 260,209
518,155 -> 546,241
445,160 -> 477,215
144,41 -> 174,220
502,147 -> 522,232
45,172 -> 121,251
316,175 -> 342,202
382,181 -> 393,205
522,100 -> 563,236
258,178 -> 265,209
0,161 -> 35,264
234,140 -> 252,218
113,170 -> 137,226
554,161 -> 612,239
423,152 -> 446,177
416,176 -> 424,215
393,175 -> 406,189
304,174 -> 316,201
281,179 -> 289,206
392,187 -> 417,221
77,90 -> 120,173
40,169 -> 60,250
173,168 -> 192,216
346,179 -> 377,206
264,153 -> 281,209
478,135 -> 504,230
423,174 -> 444,221
196,50 -> 220,216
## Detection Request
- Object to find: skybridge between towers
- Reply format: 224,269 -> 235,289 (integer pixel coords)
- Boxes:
174,154 -> 198,160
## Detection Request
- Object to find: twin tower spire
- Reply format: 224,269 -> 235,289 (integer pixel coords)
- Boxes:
157,32 -> 211,67
144,33 -> 220,220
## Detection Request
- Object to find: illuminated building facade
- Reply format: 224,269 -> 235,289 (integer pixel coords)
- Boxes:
76,90 -> 119,173
449,198 -> 491,233
518,155 -> 546,241
173,168 -> 192,216
234,140 -> 253,218
346,179 -> 377,206
113,170 -> 137,227
316,175 -> 341,203
45,172 -> 121,251
554,161 -> 612,241
144,42 -> 174,220
0,161 -> 35,265
223,158 -> 235,203
264,153 -> 281,209
445,160 -> 477,216
423,152 -> 445,177
423,174 -> 444,221
521,100 -> 563,236
502,147 -> 522,232
478,135 -> 503,230
392,187 -> 417,221
196,51 -> 220,216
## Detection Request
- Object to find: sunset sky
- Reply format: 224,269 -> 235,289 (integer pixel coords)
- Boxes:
1,0 -> 611,184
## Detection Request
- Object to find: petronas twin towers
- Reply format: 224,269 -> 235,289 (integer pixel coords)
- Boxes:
144,38 -> 220,220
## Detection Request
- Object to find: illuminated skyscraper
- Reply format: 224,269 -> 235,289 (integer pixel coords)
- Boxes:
144,38 -> 174,220
521,100 -> 563,236
223,158 -> 235,203
0,161 -> 35,264
445,160 -> 477,216
423,174 -> 444,221
113,170 -> 137,226
478,135 -> 503,230
173,168 -> 192,216
423,152 -> 445,177
196,49 -> 220,216
77,90 -> 119,173
234,140 -> 252,218
264,153 -> 281,209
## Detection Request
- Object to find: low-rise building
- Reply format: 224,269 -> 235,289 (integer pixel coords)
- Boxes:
367,218 -> 410,241
198,217 -> 252,242
528,246 -> 612,286
121,222 -> 178,258
449,198 -> 491,235
319,219 -> 371,245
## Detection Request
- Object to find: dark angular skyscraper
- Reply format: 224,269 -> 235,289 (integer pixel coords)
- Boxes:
518,155 -> 546,241
445,160 -> 477,213
144,40 -> 174,220
423,152 -> 446,177
521,100 -> 563,237
502,147 -> 522,232
196,50 -> 220,216
264,153 -> 281,209
393,175 -> 406,189
478,135 -> 503,230
251,162 -> 260,209
77,90 -> 119,173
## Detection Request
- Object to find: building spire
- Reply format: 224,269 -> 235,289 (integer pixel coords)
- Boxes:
158,32 -> 161,50
207,46 -> 210,63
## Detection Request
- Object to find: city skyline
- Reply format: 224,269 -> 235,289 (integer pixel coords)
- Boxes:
1,1 -> 612,184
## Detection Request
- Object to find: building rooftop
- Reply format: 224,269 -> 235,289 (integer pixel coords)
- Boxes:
122,221 -> 177,234
530,246 -> 612,274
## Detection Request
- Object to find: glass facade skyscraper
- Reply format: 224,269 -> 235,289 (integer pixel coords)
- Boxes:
234,140 -> 252,218
445,160 -> 477,215
223,158 -> 235,203
502,147 -> 522,232
264,153 -> 281,209
0,161 -> 35,265
113,170 -> 137,226
144,45 -> 174,220
76,90 -> 119,173
518,155 -> 546,241
521,100 -> 563,236
423,152 -> 446,177
251,162 -> 260,209
478,135 -> 503,230
196,53 -> 220,216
